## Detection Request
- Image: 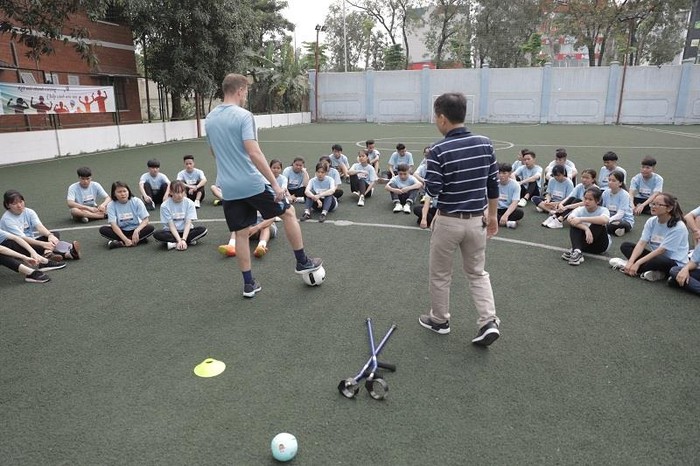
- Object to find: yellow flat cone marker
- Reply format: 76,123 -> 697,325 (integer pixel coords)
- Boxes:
194,358 -> 226,378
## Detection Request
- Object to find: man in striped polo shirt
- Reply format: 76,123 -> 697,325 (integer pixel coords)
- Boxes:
418,92 -> 501,347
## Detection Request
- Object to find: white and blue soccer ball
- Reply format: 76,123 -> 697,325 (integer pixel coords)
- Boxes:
301,266 -> 326,286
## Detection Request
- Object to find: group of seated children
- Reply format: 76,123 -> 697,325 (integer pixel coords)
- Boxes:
507,148 -> 698,296
0,190 -> 78,283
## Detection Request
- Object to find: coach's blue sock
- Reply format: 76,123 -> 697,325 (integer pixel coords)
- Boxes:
293,249 -> 307,264
242,270 -> 253,285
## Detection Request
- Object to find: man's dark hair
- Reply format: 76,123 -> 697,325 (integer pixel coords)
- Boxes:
147,159 -> 161,168
433,93 -> 466,124
77,166 -> 92,178
641,156 -> 657,167
332,144 -> 342,152
499,163 -> 513,173
602,151 -> 618,162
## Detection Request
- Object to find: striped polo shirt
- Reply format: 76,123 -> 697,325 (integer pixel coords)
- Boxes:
424,127 -> 499,213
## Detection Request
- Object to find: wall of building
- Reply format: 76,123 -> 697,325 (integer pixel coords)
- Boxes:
0,112 -> 311,166
309,61 -> 700,125
0,11 -> 141,131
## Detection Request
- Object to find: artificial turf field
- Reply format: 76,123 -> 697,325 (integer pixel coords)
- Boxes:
1,123 -> 699,465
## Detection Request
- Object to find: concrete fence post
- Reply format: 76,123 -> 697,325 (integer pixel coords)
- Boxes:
604,61 -> 621,125
366,67 -> 375,123
421,65 -> 431,123
479,63 -> 490,123
540,62 -> 553,124
674,58 -> 695,125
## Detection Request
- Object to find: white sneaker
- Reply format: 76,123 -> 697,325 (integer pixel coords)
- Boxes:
194,200 -> 201,208
535,206 -> 543,213
295,197 -> 305,203
614,227 -> 626,237
403,203 -> 412,214
393,203 -> 403,213
506,220 -> 517,229
80,217 -> 89,223
167,242 -> 177,250
518,198 -> 527,207
357,196 -> 365,207
541,216 -> 554,227
609,258 -> 627,270
641,270 -> 666,282
274,216 -> 282,222
548,217 -> 563,229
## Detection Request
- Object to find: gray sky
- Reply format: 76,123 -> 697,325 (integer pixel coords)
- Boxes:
283,0 -> 336,47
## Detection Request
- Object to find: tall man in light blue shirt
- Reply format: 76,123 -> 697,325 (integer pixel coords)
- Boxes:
205,73 -> 322,298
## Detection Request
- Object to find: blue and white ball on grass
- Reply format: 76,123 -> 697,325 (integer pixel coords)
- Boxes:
301,265 -> 326,286
271,432 -> 298,462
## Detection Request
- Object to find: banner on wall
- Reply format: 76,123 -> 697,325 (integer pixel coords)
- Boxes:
0,83 -> 116,115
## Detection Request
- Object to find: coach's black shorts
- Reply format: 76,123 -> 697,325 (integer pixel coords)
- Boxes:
223,188 -> 290,232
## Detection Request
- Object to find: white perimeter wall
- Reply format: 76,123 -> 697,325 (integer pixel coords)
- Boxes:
0,112 -> 311,166
311,62 -> 700,125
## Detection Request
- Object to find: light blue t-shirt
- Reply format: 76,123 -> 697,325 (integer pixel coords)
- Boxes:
0,208 -> 42,238
498,179 -> 521,209
546,177 -> 574,202
177,168 -> 206,186
160,197 -> 196,231
0,228 -> 9,243
568,182 -> 590,201
602,188 -> 634,227
329,153 -> 349,169
349,163 -> 377,183
107,197 -> 149,231
598,166 -> 627,189
513,164 -> 543,189
545,160 -> 577,179
139,172 -> 170,191
388,175 -> 419,190
282,166 -> 305,190
367,149 -> 380,163
327,167 -> 342,186
570,205 -> 610,226
307,176 -> 335,194
690,205 -> 700,218
414,163 -> 427,179
276,174 -> 288,191
67,181 -> 108,207
640,216 -> 689,266
630,173 -> 663,199
388,151 -> 414,170
511,160 -> 523,172
691,247 -> 700,265
205,104 -> 267,200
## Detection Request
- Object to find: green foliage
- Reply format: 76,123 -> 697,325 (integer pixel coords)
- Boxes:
473,0 -> 542,68
384,44 -> 405,70
246,40 -> 309,113
324,2 -> 387,71
0,0 -> 111,67
423,0 -> 471,69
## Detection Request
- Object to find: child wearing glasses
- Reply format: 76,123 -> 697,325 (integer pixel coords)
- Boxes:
608,192 -> 688,282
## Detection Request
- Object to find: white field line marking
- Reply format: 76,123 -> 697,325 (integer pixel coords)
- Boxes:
623,125 -> 700,139
51,217 -> 608,262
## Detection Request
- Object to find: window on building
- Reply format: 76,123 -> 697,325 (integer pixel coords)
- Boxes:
68,75 -> 80,86
20,72 -> 36,84
100,77 -> 127,110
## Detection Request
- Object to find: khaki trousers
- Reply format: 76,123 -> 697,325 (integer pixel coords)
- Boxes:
428,213 -> 499,329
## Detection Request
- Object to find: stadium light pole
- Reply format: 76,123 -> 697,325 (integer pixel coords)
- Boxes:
315,24 -> 326,122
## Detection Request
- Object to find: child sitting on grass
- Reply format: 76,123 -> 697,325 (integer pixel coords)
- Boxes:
154,181 -> 208,251
562,187 -> 611,266
300,163 -> 337,223
609,192 -> 688,282
385,163 -> 422,214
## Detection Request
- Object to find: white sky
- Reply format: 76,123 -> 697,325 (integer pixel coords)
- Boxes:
282,0 -> 337,47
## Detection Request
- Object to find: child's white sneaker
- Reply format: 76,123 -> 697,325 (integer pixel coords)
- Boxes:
518,198 -> 527,207
393,203 -> 402,213
403,203 -> 412,214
